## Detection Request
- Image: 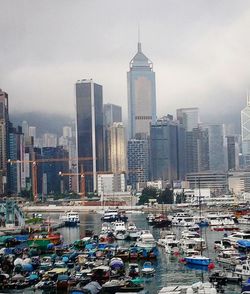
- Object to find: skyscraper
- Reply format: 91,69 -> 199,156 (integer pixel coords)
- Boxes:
207,124 -> 227,171
241,95 -> 250,167
127,42 -> 156,139
177,108 -> 200,132
76,79 -> 104,192
0,89 -> 9,194
104,103 -> 122,128
109,122 -> 127,173
103,103 -> 122,171
127,139 -> 149,189
150,116 -> 186,183
227,135 -> 239,171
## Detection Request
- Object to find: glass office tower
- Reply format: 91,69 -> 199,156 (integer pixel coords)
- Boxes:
76,79 -> 104,193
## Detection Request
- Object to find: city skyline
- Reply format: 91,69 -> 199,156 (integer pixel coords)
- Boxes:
0,0 -> 248,127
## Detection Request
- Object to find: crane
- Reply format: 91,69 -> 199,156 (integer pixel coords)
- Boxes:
8,157 -> 93,202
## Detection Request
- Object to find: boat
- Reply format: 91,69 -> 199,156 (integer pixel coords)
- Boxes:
164,240 -> 179,255
127,222 -> 141,240
216,249 -> 243,266
158,282 -> 218,293
224,231 -> 250,245
184,255 -> 211,266
101,209 -> 128,222
235,259 -> 250,278
112,221 -> 129,240
27,232 -> 61,251
127,263 -> 140,278
141,261 -> 155,275
60,211 -> 80,227
152,214 -> 172,228
237,215 -> 250,224
135,230 -> 156,250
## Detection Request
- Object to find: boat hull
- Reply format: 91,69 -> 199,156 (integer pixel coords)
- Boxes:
184,257 -> 211,266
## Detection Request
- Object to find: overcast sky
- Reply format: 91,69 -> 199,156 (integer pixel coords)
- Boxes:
0,0 -> 249,126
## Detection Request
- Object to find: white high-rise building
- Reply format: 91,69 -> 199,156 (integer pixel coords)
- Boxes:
241,95 -> 250,167
43,133 -> 57,148
127,42 -> 156,139
28,126 -> 36,142
63,126 -> 72,138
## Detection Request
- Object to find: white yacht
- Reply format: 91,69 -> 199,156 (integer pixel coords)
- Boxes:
135,230 -> 156,249
111,221 -> 129,240
235,259 -> 250,278
127,222 -> 141,240
238,215 -> 250,224
224,231 -> 250,245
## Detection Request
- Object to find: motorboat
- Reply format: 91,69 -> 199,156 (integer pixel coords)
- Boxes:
135,230 -> 156,250
59,211 -> 80,227
127,222 -> 141,240
141,261 -> 155,275
164,240 -> 180,255
235,259 -> 250,278
158,282 -> 218,293
216,249 -> 243,266
157,231 -> 176,247
101,209 -> 128,222
127,263 -> 140,278
184,255 -> 211,266
112,221 -> 129,240
237,215 -> 250,225
224,231 -> 250,245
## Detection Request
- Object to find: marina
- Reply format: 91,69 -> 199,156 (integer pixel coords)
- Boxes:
0,205 -> 248,293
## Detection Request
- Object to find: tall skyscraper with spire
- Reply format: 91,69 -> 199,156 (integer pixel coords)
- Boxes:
241,94 -> 250,167
127,42 -> 156,139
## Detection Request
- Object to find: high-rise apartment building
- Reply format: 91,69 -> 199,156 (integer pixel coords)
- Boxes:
241,95 -> 250,167
127,139 -> 150,189
207,124 -> 227,171
150,116 -> 186,183
127,42 -> 156,139
0,89 -> 9,194
76,79 -> 104,192
63,126 -> 72,138
43,133 -> 57,148
177,108 -> 200,132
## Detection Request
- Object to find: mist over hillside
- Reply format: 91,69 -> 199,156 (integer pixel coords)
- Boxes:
9,112 -> 75,137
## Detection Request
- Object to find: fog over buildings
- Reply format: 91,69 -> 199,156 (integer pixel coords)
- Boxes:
0,0 -> 249,128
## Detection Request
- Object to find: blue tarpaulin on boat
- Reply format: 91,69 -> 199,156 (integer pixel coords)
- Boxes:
237,240 -> 250,248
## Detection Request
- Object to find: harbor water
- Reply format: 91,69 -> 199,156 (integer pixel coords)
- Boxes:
47,212 -> 242,294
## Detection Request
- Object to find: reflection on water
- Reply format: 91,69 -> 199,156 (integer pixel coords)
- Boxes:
44,212 -> 241,294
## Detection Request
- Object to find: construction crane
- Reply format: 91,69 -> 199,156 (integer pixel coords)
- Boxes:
8,157 -> 93,202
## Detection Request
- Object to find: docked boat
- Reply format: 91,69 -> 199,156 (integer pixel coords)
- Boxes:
27,232 -> 62,250
127,263 -> 140,278
164,240 -> 179,255
235,259 -> 250,278
112,221 -> 129,240
127,222 -> 141,240
101,209 -> 128,222
237,215 -> 250,224
60,211 -> 80,227
224,231 -> 250,245
158,282 -> 218,293
216,249 -> 243,266
135,230 -> 156,250
184,255 -> 211,266
141,261 -> 155,275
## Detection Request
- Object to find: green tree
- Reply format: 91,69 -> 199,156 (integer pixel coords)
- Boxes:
138,187 -> 158,205
157,188 -> 174,204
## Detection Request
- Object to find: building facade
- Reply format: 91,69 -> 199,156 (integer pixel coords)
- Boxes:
76,79 -> 104,192
241,95 -> 250,167
185,127 -> 209,173
127,139 -> 150,189
127,42 -> 156,139
0,89 -> 9,194
207,124 -> 227,172
109,122 -> 127,174
150,116 -> 185,183
227,136 -> 239,171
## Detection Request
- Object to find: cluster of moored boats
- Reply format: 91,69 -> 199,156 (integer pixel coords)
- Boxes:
0,207 -> 250,293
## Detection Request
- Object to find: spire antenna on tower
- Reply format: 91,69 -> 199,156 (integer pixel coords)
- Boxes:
137,24 -> 142,52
